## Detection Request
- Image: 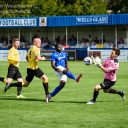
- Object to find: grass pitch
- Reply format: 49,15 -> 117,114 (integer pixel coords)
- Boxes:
0,61 -> 128,128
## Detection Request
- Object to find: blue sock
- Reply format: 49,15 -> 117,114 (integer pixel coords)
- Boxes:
65,71 -> 76,80
50,85 -> 63,97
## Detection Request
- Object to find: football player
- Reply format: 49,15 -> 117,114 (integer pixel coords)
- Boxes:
4,37 -> 25,98
0,77 -> 6,83
87,47 -> 125,104
48,43 -> 82,100
5,37 -> 50,102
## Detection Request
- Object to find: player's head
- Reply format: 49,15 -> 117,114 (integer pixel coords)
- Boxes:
55,43 -> 63,52
33,38 -> 41,48
110,47 -> 120,59
12,37 -> 20,49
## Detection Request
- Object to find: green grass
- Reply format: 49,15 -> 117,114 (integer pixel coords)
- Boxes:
0,61 -> 128,128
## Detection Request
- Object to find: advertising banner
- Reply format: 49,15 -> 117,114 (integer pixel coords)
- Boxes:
0,18 -> 37,27
76,15 -> 108,25
41,50 -> 76,61
88,49 -> 128,62
0,50 -> 27,61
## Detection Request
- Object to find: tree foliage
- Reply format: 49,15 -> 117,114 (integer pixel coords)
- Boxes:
31,0 -> 66,16
108,0 -> 128,13
30,0 -> 107,16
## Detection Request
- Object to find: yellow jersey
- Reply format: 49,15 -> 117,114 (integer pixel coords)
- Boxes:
8,47 -> 19,67
27,45 -> 40,70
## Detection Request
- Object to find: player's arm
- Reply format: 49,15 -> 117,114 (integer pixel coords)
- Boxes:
26,52 -> 29,62
65,52 -> 69,70
96,59 -> 107,72
98,64 -> 118,73
65,59 -> 69,71
34,50 -> 45,61
51,53 -> 61,72
26,55 -> 28,62
51,61 -> 60,72
51,61 -> 57,71
35,56 -> 45,61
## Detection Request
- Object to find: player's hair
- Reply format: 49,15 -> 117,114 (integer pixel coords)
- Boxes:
12,37 -> 19,43
113,47 -> 120,56
55,43 -> 62,49
32,35 -> 41,42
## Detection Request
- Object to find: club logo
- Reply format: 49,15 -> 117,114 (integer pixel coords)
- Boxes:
39,17 -> 47,26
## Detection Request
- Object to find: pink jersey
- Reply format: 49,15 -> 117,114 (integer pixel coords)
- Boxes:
102,57 -> 119,81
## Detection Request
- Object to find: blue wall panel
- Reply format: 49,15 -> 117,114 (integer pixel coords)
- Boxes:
47,14 -> 128,27
0,14 -> 128,28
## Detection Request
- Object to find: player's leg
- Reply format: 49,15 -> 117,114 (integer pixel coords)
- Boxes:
62,69 -> 82,82
16,68 -> 35,98
41,74 -> 49,96
49,81 -> 65,97
16,68 -> 34,98
16,78 -> 26,98
4,68 -> 25,98
87,79 -> 114,104
87,84 -> 102,104
35,68 -> 49,102
0,76 -> 6,83
4,65 -> 16,92
102,79 -> 125,100
4,78 -> 13,92
8,80 -> 25,99
57,66 -> 82,82
48,74 -> 67,99
23,68 -> 34,87
104,88 -> 125,100
5,67 -> 22,88
87,79 -> 110,104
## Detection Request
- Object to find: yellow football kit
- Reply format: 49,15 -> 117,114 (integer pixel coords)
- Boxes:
26,45 -> 40,70
8,47 -> 19,67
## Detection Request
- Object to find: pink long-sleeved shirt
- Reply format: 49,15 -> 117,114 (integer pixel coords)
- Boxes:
102,57 -> 119,81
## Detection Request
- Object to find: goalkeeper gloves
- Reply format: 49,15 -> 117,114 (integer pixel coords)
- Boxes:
96,63 -> 102,68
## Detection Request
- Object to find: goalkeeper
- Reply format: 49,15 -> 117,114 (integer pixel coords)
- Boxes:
87,47 -> 125,104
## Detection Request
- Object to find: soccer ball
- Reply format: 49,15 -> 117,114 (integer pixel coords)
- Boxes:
83,57 -> 92,65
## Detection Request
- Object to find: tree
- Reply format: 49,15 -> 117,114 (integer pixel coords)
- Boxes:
62,0 -> 107,15
87,0 -> 107,14
0,0 -> 108,17
108,0 -> 128,13
31,0 -> 65,16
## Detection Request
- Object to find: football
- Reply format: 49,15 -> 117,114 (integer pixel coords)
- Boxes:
83,57 -> 92,65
